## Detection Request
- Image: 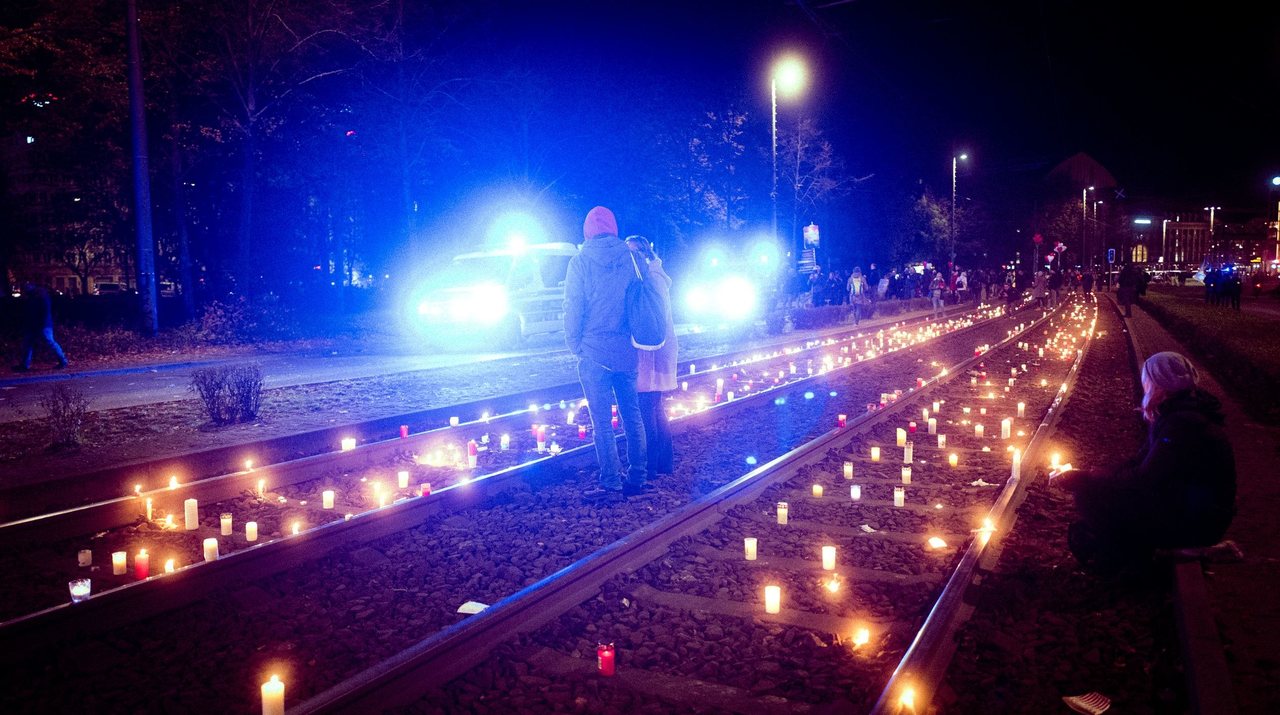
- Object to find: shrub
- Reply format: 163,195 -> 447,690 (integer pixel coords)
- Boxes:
791,305 -> 849,330
764,310 -> 788,335
41,383 -> 90,448
191,366 -> 233,423
191,364 -> 265,425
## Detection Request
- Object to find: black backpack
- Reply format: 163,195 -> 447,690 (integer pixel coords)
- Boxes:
626,253 -> 667,351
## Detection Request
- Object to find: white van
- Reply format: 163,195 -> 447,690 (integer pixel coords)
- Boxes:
414,241 -> 577,346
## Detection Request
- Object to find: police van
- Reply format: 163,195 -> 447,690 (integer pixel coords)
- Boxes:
414,241 -> 577,347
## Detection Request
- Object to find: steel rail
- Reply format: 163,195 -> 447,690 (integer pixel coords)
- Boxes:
0,306 -> 1009,662
289,308 -> 1059,714
871,297 -> 1098,714
0,308 -> 965,523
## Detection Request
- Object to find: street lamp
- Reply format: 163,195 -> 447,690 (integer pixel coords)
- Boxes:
1203,206 -> 1221,266
1081,186 -> 1094,268
1271,177 -> 1280,269
950,152 -> 968,266
771,55 -> 807,259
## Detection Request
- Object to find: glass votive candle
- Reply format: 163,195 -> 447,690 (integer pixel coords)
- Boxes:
220,513 -> 233,536
68,578 -> 91,603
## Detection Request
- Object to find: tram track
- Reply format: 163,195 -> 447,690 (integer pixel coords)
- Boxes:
280,298 -> 1095,714
0,306 -> 1010,659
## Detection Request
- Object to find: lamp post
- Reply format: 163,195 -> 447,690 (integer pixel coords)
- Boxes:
1271,177 -> 1280,270
1202,206 -> 1221,267
950,153 -> 968,267
771,56 -> 806,260
1080,186 -> 1094,269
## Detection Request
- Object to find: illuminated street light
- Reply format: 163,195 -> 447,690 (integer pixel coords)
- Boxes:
1271,177 -> 1280,267
771,55 -> 807,260
950,153 -> 968,266
1081,186 -> 1094,268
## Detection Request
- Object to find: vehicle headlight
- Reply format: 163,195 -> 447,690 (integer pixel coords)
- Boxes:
684,285 -> 711,314
470,285 -> 509,324
714,275 -> 757,320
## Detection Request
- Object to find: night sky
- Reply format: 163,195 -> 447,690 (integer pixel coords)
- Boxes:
455,0 -> 1280,210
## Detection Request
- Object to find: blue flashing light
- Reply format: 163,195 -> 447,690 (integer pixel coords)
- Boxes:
773,397 -> 787,406
804,391 -> 815,400
745,456 -> 758,466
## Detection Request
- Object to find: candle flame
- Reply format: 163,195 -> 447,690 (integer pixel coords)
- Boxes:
899,686 -> 916,710
291,522 -> 300,535
138,548 -> 147,556
134,483 -> 142,495
852,627 -> 870,647
244,459 -> 253,471
168,476 -> 178,489
825,577 -> 840,593
164,559 -> 174,573
927,536 -> 948,549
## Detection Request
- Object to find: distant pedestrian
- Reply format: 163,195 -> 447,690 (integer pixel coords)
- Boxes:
1225,270 -> 1242,311
1082,271 -> 1095,293
929,270 -> 946,319
627,236 -> 676,484
1048,269 -> 1063,307
1051,352 -> 1236,574
847,266 -> 869,325
1031,269 -> 1049,308
955,270 -> 969,303
1117,263 -> 1139,317
564,207 -> 648,501
13,281 -> 68,372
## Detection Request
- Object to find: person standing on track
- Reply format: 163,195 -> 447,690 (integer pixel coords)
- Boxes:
1051,352 -> 1236,574
627,236 -> 676,486
846,266 -> 869,325
564,206 -> 648,501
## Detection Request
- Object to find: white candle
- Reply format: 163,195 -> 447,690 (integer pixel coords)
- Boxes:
145,497 -> 153,522
246,521 -> 258,542
821,545 -> 836,571
77,549 -> 92,567
850,485 -> 861,500
893,487 -> 905,507
812,484 -> 824,498
764,585 -> 781,614
901,466 -> 912,484
112,551 -> 127,575
184,498 -> 199,531
974,424 -> 985,439
870,447 -> 881,462
322,490 -> 335,509
949,453 -> 959,468
68,579 -> 91,603
927,418 -> 937,434
938,434 -> 947,449
1039,347 -> 1045,358
499,434 -> 510,450
261,675 -> 285,715
922,407 -> 930,420
896,428 -> 907,447
1001,418 -> 1012,440
164,559 -> 175,574
1017,401 -> 1026,418
932,401 -> 941,413
776,501 -> 789,525
220,513 -> 233,536
449,416 -> 460,427
341,437 -> 356,451
904,442 -> 914,464
398,470 -> 410,489
744,537 -> 758,560
203,538 -> 219,562
1013,449 -> 1022,479
1051,453 -> 1061,469
843,462 -> 854,479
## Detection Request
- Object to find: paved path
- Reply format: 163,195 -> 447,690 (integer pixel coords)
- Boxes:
1116,295 -> 1280,713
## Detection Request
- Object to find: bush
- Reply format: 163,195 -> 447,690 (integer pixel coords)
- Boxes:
191,363 -> 265,425
791,305 -> 849,330
764,310 -> 788,335
41,383 -> 90,449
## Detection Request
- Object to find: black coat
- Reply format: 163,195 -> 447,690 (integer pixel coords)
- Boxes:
21,286 -> 54,331
1060,390 -> 1236,549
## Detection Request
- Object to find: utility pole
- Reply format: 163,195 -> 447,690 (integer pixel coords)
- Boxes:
127,0 -> 158,334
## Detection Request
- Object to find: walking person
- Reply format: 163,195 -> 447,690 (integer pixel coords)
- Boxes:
13,281 -> 69,372
1117,263 -> 1139,317
1051,352 -> 1235,574
627,236 -> 676,485
564,206 -> 648,501
928,269 -> 946,319
1048,269 -> 1063,307
955,270 -> 969,303
846,266 -> 869,325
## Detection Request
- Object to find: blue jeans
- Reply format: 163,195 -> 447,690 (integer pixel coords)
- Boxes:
20,327 -> 67,368
577,357 -> 647,490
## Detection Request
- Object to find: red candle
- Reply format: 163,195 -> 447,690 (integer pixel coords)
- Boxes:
908,421 -> 917,433
596,643 -> 615,676
836,414 -> 847,428
399,425 -> 408,439
467,440 -> 478,468
916,377 -> 925,388
530,424 -> 539,439
419,483 -> 432,497
536,425 -> 547,450
134,549 -> 149,580
578,424 -> 587,439
611,415 -> 619,429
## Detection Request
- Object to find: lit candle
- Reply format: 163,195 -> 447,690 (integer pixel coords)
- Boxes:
220,513 -> 233,536
145,497 -> 153,522
962,407 -> 971,415
164,559 -> 175,574
77,549 -> 92,567
776,501 -> 789,525
500,433 -> 510,450
896,428 -> 907,447
837,413 -> 847,428
111,551 -> 126,575
184,498 -> 199,531
744,537 -> 758,560
596,644 -> 616,677
69,578 -> 91,603
850,484 -> 861,500
1039,347 -> 1045,358
1008,377 -> 1016,387
246,521 -> 258,542
715,377 -> 724,395
1050,452 -> 1061,469
932,400 -> 941,413
1040,378 -> 1048,387
341,437 -> 356,451
449,416 -> 460,426
467,440 -> 478,468
420,482 -> 432,497
256,479 -> 265,499
727,390 -> 735,401
938,434 -> 947,449
904,442 -> 914,464
764,585 -> 781,614
399,425 -> 409,439
203,538 -> 219,562
852,627 -> 870,648
843,461 -> 854,480
322,490 -> 335,509
1013,449 -> 1022,479
134,549 -> 149,579
974,424 -> 985,439
168,475 -> 178,489
261,675 -> 285,715
870,446 -> 881,462
1017,401 -> 1026,418
893,487 -> 905,507
949,453 -> 959,468
979,407 -> 987,416
578,424 -> 587,439
812,484 -> 824,498
821,545 -> 836,571
922,408 -> 930,421
901,466 -> 912,484
292,522 -> 301,535
536,425 -> 547,452
398,470 -> 410,489
927,418 -> 937,435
